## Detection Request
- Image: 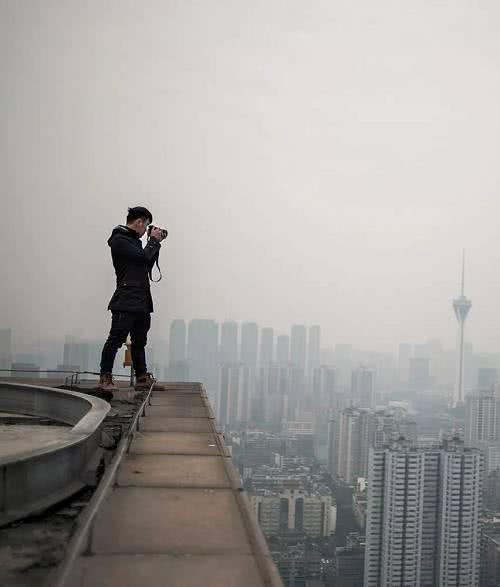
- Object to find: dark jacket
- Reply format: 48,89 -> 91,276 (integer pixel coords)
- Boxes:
106,225 -> 162,313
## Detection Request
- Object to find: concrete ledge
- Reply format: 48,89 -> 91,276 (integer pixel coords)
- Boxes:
49,382 -> 282,587
68,553 -> 268,586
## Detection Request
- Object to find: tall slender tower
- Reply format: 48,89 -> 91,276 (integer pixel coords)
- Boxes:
452,251 -> 472,407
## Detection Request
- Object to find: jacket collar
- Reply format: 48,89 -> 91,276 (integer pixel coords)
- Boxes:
107,224 -> 141,246
120,225 -> 141,239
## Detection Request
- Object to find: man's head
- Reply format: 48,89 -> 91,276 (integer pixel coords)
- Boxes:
126,206 -> 153,237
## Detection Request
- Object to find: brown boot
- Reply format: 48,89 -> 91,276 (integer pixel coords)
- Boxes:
134,372 -> 165,391
97,373 -> 120,394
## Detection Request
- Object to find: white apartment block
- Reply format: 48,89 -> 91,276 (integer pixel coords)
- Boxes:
364,439 -> 481,587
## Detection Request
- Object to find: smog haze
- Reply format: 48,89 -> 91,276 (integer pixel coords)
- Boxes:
2,0 -> 500,352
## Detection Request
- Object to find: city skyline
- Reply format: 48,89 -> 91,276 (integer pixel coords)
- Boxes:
3,2 -> 500,354
3,2 -> 500,586
3,318 -> 496,362
4,319 -> 500,383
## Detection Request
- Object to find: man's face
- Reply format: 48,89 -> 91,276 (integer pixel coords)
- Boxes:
137,218 -> 150,238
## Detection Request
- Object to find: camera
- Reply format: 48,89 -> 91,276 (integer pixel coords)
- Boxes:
147,225 -> 168,240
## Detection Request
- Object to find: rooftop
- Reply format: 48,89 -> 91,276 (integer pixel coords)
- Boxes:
0,378 -> 282,586
53,381 -> 282,586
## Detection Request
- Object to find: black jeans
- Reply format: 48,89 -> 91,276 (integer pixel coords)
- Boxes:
100,311 -> 151,377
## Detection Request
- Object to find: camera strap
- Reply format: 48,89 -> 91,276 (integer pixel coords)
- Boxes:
147,240 -> 163,282
150,257 -> 162,282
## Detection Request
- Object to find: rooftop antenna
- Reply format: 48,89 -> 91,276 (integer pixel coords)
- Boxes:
452,249 -> 472,407
461,249 -> 465,297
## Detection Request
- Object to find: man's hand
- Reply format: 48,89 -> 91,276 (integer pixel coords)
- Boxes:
151,227 -> 164,241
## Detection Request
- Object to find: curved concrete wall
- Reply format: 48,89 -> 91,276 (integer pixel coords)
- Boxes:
0,382 -> 110,526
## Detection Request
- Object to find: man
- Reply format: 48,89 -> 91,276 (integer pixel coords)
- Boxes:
98,206 -> 167,395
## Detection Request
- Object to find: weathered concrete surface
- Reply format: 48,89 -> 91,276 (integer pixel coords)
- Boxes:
146,405 -> 210,419
130,431 -> 220,455
139,416 -> 212,433
149,394 -> 205,407
0,425 -> 73,459
69,554 -> 266,587
118,454 -> 231,488
52,383 -> 282,587
92,487 -> 252,555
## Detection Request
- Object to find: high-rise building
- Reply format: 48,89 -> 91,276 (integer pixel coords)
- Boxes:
187,319 -> 219,390
168,320 -> 186,365
478,368 -> 499,391
312,366 -> 338,459
240,322 -> 258,371
352,366 -> 376,409
307,325 -> 320,375
312,366 -> 336,413
452,252 -> 472,406
329,409 -> 411,485
276,335 -> 290,365
0,328 -> 12,371
86,341 -> 104,374
63,336 -> 78,368
259,327 -> 274,368
334,344 -> 354,386
220,320 -> 238,365
165,361 -> 190,382
290,324 -> 306,369
465,390 -> 500,444
283,364 -> 305,422
417,338 -> 449,386
217,363 -> 252,427
239,365 -> 253,423
257,363 -> 307,427
167,320 -> 189,381
408,357 -> 431,393
218,364 -> 235,427
364,439 -> 481,587
328,408 -> 364,484
258,364 -> 288,427
63,337 -> 91,372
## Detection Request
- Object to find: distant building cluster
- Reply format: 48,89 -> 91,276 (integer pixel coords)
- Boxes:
228,426 -> 336,586
3,266 -> 500,587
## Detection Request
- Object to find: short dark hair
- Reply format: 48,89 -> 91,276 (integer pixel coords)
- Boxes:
127,206 -> 153,224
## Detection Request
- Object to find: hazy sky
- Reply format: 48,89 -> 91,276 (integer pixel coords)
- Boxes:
1,1 -> 500,353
